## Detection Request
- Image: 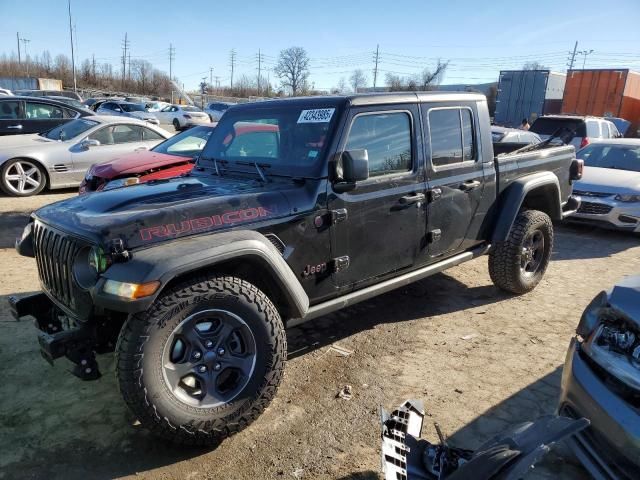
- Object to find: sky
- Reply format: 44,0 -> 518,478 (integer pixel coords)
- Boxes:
1,0 -> 640,92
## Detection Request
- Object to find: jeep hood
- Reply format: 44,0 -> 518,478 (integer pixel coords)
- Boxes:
91,151 -> 191,179
33,173 -> 293,250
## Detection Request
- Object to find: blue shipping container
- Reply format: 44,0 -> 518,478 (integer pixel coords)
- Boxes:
0,76 -> 39,91
494,70 -> 566,127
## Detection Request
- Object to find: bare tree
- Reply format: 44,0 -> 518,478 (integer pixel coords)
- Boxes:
385,73 -> 404,91
274,46 -> 310,96
350,69 -> 368,93
522,61 -> 548,70
418,60 -> 449,90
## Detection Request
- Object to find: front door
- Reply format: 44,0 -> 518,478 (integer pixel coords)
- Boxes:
0,99 -> 24,135
422,104 -> 485,257
328,104 -> 427,287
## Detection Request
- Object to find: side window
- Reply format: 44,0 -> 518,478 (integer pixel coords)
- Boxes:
429,109 -> 463,166
142,127 -> 165,141
345,112 -> 412,177
25,102 -> 64,119
586,121 -> 600,137
0,101 -> 20,119
112,124 -> 143,143
462,109 -> 475,160
171,106 -> 179,112
161,106 -> 172,112
88,126 -> 114,145
226,131 -> 279,158
63,107 -> 78,119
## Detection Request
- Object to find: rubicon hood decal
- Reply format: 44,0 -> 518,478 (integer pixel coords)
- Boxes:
140,206 -> 274,241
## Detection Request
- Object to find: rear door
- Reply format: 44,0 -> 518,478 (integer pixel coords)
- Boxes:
0,99 -> 24,135
422,104 -> 485,257
328,104 -> 427,287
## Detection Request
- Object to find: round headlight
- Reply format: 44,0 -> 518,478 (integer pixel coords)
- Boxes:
88,246 -> 108,273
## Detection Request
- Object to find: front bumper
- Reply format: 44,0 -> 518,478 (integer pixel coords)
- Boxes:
567,196 -> 640,232
559,337 -> 640,479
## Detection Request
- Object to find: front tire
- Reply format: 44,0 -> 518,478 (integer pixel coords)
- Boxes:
116,275 -> 286,446
489,209 -> 553,294
1,158 -> 46,196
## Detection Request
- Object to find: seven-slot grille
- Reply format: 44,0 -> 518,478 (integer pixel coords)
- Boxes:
33,221 -> 83,309
577,202 -> 613,215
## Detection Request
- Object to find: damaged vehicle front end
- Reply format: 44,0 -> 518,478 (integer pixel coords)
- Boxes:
559,276 -> 640,480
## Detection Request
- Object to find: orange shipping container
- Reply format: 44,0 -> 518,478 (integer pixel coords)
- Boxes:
562,69 -> 640,136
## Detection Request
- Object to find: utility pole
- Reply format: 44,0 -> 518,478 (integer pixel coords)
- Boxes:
567,41 -> 578,71
168,43 -> 175,102
92,53 -> 96,82
214,76 -> 221,92
229,49 -> 236,89
122,33 -> 129,88
16,32 -> 21,66
20,38 -> 30,75
210,67 -> 213,88
257,48 -> 262,93
127,51 -> 131,82
579,49 -> 594,69
68,0 -> 77,92
373,44 -> 380,89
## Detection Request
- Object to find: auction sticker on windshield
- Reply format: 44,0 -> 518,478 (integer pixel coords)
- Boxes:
297,108 -> 335,123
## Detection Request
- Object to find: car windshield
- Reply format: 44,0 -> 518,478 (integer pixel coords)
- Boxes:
152,126 -> 214,157
120,103 -> 145,112
198,105 -> 337,177
41,118 -> 99,141
577,144 -> 640,172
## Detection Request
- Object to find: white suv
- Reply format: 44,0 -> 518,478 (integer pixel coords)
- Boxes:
530,115 -> 620,150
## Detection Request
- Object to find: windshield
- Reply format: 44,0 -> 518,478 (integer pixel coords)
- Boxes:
152,126 -> 214,157
577,144 -> 640,172
42,118 -> 99,141
530,118 -> 586,137
198,105 -> 337,177
120,103 -> 145,112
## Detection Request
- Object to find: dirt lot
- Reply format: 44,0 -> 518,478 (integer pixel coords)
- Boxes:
1,191 -> 638,480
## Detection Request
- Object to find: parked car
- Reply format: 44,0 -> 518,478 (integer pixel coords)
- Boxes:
0,116 -> 170,196
96,100 -> 160,126
15,89 -> 83,101
204,101 -> 236,121
12,92 -> 581,445
83,98 -> 103,108
145,101 -> 170,112
559,275 -> 640,480
80,124 -> 216,193
530,115 -> 620,150
569,139 -> 640,233
0,88 -> 13,96
44,96 -> 86,110
154,104 -> 211,131
0,95 -> 95,136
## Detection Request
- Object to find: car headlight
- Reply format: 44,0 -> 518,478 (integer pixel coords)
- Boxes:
103,177 -> 140,191
614,194 -> 640,202
89,246 -> 109,273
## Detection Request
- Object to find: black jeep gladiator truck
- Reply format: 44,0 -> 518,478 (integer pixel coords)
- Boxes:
11,92 -> 581,445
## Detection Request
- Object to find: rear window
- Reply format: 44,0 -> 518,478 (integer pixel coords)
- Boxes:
530,118 -> 586,137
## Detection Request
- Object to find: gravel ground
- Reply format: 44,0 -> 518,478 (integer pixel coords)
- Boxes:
0,190 -> 638,480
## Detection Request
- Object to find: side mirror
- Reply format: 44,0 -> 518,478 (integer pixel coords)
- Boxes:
82,139 -> 100,149
337,149 -> 369,183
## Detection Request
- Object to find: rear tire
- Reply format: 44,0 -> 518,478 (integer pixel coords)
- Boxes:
116,275 -> 286,446
173,118 -> 181,131
489,209 -> 553,294
1,158 -> 46,196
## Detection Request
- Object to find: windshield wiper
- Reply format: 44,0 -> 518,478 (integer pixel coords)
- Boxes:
195,157 -> 227,176
511,127 -> 575,155
236,160 -> 269,183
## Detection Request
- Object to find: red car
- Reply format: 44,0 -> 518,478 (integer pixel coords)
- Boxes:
80,122 -> 281,193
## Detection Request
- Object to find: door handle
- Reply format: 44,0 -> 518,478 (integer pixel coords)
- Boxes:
399,193 -> 426,205
459,180 -> 481,191
7,125 -> 23,130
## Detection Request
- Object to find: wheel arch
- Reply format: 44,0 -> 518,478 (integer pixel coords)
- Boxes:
492,172 -> 561,244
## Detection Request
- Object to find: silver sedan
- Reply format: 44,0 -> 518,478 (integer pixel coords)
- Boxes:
0,116 -> 171,196
570,139 -> 640,233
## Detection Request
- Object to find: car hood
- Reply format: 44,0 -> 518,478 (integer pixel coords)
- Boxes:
575,166 -> 640,194
33,173 -> 295,250
0,133 -> 55,149
91,151 -> 191,179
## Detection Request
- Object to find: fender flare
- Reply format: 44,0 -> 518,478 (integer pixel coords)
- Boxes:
491,171 -> 562,244
95,230 -> 309,318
